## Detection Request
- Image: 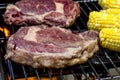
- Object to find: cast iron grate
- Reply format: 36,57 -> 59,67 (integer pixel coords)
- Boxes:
0,0 -> 120,80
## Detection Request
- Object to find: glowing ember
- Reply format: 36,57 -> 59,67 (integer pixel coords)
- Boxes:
4,27 -> 10,37
8,76 -> 57,80
0,27 -> 3,32
0,27 -> 10,37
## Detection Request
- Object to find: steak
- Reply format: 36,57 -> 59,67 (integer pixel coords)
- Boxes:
3,0 -> 80,27
5,26 -> 99,68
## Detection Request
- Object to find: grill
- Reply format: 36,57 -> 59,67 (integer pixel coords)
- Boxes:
0,0 -> 120,80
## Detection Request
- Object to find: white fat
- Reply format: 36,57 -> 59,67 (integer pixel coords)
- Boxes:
35,2 -> 64,20
33,41 -> 97,57
22,2 -> 64,21
55,2 -> 64,14
22,11 -> 54,22
35,12 -> 52,21
7,4 -> 21,12
24,27 -> 39,42
33,46 -> 82,58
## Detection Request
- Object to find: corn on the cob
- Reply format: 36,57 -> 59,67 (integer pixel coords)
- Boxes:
101,8 -> 120,15
98,0 -> 120,9
87,9 -> 120,31
99,28 -> 120,52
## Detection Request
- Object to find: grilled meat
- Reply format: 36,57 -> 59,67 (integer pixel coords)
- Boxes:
3,0 -> 80,27
5,26 -> 99,68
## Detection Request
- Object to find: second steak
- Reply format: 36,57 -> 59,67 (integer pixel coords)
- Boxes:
3,0 -> 80,27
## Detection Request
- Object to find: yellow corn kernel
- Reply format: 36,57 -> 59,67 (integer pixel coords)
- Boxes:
101,8 -> 120,15
98,0 -> 120,9
87,10 -> 120,31
99,28 -> 120,52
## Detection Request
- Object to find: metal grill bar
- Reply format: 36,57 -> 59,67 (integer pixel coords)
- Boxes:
91,2 -> 100,10
115,53 -> 120,60
7,60 -> 15,80
75,0 -> 98,2
59,70 -> 64,80
35,69 -> 41,80
47,69 -> 52,80
79,65 -> 89,80
22,66 -> 28,79
0,6 -> 6,9
0,4 -> 6,6
75,73 -> 81,80
80,7 -> 88,17
84,3 -> 92,11
95,55 -> 112,76
76,17 -> 88,30
71,69 -> 77,80
0,4 -> 6,9
0,52 -> 5,80
72,68 -> 82,80
88,61 -> 100,78
74,23 -> 81,31
104,51 -> 120,75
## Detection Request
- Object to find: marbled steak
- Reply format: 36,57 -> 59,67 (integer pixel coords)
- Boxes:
5,26 -> 99,68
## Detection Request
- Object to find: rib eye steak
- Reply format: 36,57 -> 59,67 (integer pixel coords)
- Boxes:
3,0 -> 80,27
5,26 -> 99,68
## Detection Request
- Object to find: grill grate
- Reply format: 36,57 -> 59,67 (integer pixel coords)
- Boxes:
0,0 -> 120,80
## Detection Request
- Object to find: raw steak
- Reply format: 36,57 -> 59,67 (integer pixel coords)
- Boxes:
3,0 -> 80,27
5,26 -> 99,68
